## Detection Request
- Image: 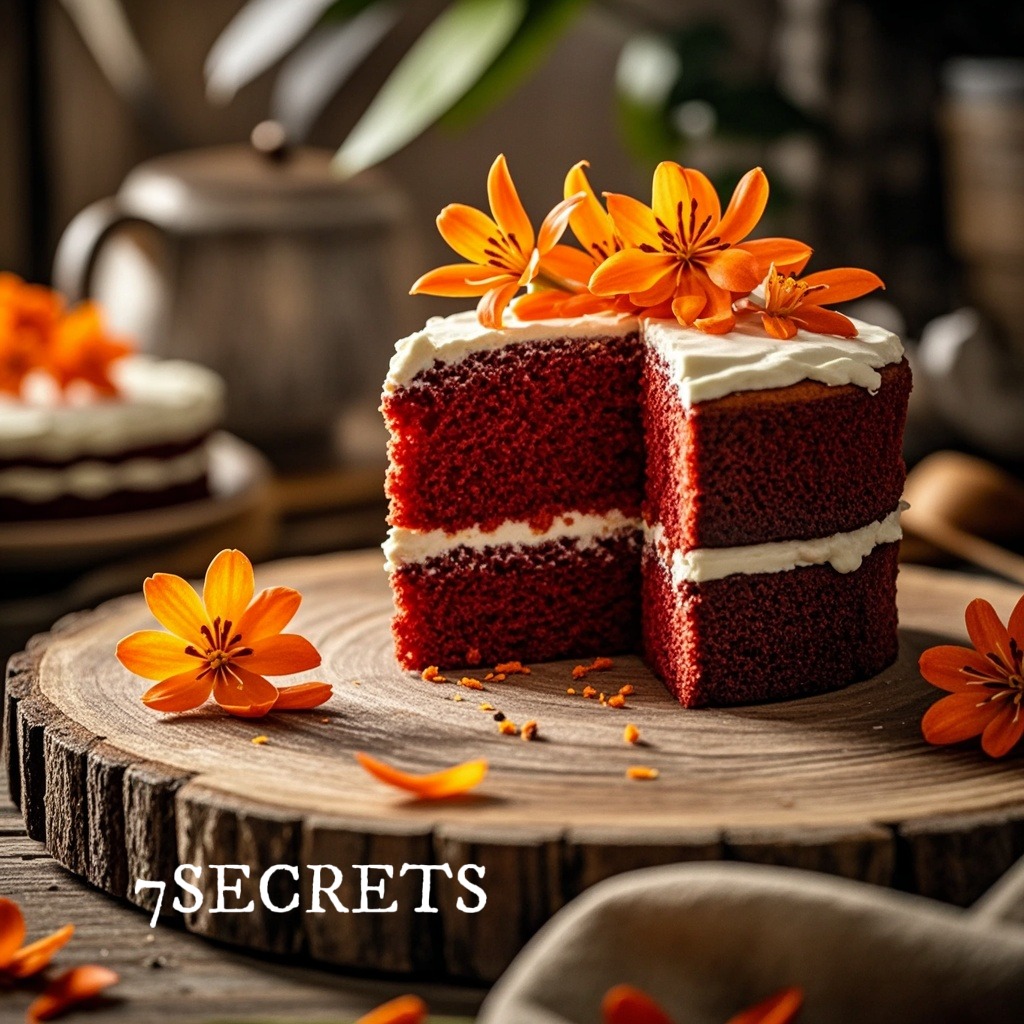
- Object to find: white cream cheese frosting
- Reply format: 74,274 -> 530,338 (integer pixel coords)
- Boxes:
646,504 -> 906,585
0,356 -> 224,461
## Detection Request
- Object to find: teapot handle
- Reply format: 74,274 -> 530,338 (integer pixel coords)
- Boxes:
52,197 -> 157,302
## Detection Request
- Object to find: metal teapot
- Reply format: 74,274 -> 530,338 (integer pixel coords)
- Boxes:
54,125 -> 414,467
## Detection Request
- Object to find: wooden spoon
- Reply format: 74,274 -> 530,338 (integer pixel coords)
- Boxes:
901,450 -> 1024,586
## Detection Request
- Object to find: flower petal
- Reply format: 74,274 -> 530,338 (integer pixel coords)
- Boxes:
981,705 -> 1024,758
7,924 -> 75,979
116,630 -> 197,681
800,267 -> 884,304
589,249 -> 677,297
477,280 -> 522,329
356,753 -> 488,799
742,237 -> 812,276
726,987 -> 804,1024
143,573 -> 210,645
601,984 -> 675,1024
537,193 -> 584,256
487,154 -> 534,253
235,587 -> 302,644
215,666 -> 279,718
272,682 -> 333,710
514,289 -> 619,320
921,691 -> 995,746
965,598 -> 1015,672
715,166 -> 769,243
652,161 -> 690,239
792,306 -> 858,338
1007,592 -> 1024,652
142,670 -> 213,714
0,898 -> 26,968
693,277 -> 737,334
436,204 -> 501,264
410,263 -> 492,297
671,293 -> 706,326
355,994 -> 428,1024
761,312 -> 798,340
243,633 -> 321,675
630,265 -> 680,307
541,243 -> 598,284
565,161 -> 618,258
919,645 -> 999,692
702,246 -> 762,292
203,549 -> 255,627
683,167 -> 721,232
604,192 -> 660,247
27,965 -> 119,1023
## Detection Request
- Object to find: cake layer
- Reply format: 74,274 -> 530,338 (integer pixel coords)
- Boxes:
641,541 -> 901,707
643,355 -> 912,551
390,532 -> 643,669
384,324 -> 644,534
0,478 -> 210,521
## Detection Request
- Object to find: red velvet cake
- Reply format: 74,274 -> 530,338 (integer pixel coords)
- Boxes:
383,311 -> 910,706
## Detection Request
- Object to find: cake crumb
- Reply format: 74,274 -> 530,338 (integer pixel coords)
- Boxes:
453,695 -> 465,702
495,661 -> 531,675
521,720 -> 538,741
572,657 -> 614,680
582,685 -> 597,699
623,723 -> 641,745
319,717 -> 331,724
498,719 -> 519,736
607,694 -> 627,709
566,687 -> 577,695
626,765 -> 659,781
493,711 -> 505,722
422,666 -> 447,683
618,684 -> 635,696
598,692 -> 607,704
465,647 -> 482,666
479,702 -> 495,711
251,735 -> 268,746
484,672 -> 506,682
458,677 -> 484,690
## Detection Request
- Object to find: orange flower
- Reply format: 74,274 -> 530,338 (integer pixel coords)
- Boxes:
27,965 -> 119,1023
356,752 -> 488,799
410,153 -> 583,328
0,898 -> 74,981
603,984 -> 803,1024
589,164 -> 810,334
736,262 -> 884,340
355,994 -> 428,1024
920,595 -> 1024,758
47,301 -> 133,396
0,274 -> 63,395
116,549 -> 332,718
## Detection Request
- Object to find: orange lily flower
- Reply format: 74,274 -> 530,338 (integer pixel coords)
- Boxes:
589,164 -> 811,334
47,301 -> 133,396
603,984 -> 803,1024
356,752 -> 488,799
0,898 -> 74,981
355,994 -> 428,1024
27,965 -> 119,1023
410,153 -> 583,328
116,549 -> 332,718
736,263 -> 884,340
920,595 -> 1024,758
0,273 -> 63,395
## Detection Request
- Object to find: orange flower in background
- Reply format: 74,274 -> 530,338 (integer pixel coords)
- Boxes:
410,153 -> 584,328
354,994 -> 428,1024
356,752 -> 488,799
736,262 -> 884,340
920,595 -> 1024,758
27,965 -> 119,1023
47,301 -> 133,396
0,274 -> 63,395
603,984 -> 803,1024
0,898 -> 74,981
589,164 -> 810,334
117,549 -> 332,718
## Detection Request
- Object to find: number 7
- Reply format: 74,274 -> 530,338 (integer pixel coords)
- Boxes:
134,879 -> 166,928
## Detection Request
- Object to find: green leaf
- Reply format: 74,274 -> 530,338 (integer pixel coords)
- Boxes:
440,0 -> 585,130
333,0 -> 527,178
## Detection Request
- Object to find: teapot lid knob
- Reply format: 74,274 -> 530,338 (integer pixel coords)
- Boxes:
250,120 -> 289,163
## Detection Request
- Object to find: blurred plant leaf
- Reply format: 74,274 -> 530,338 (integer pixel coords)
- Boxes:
333,0 -> 527,178
271,2 -> 400,142
440,0 -> 586,129
206,0 -> 379,104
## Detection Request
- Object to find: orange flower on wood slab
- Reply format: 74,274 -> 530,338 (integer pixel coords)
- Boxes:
356,752 -> 488,799
355,994 -> 428,1024
589,164 -> 810,334
47,301 -> 133,396
603,984 -> 803,1024
920,595 -> 1024,758
0,273 -> 63,395
410,153 -> 584,328
117,549 -> 332,718
0,898 -> 74,981
27,965 -> 119,1023
736,263 -> 884,340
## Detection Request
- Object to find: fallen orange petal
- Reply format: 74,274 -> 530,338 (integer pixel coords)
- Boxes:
356,752 -> 488,799
7,923 -> 75,979
355,994 -> 428,1024
0,897 -> 26,968
272,681 -> 333,710
726,987 -> 804,1024
602,983 -> 676,1024
27,965 -> 119,1022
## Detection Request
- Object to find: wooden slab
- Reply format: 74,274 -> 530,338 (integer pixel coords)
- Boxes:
5,554 -> 1024,982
